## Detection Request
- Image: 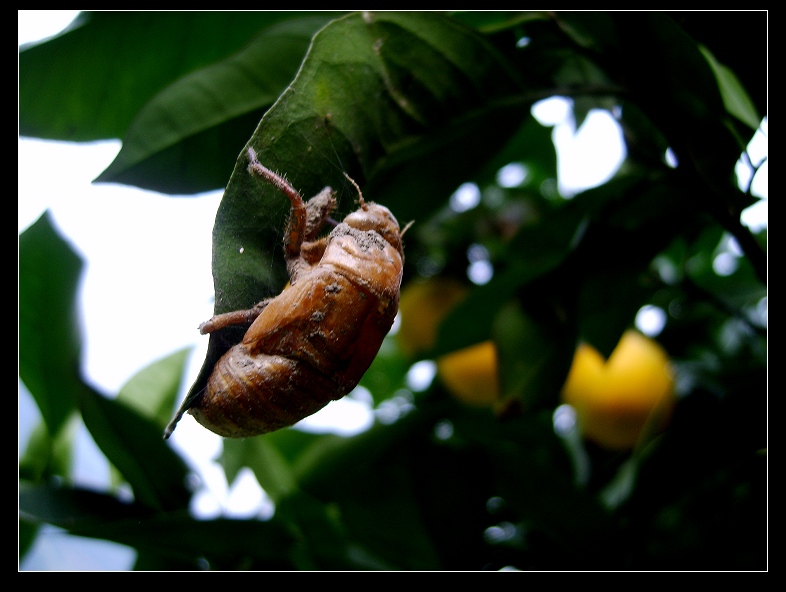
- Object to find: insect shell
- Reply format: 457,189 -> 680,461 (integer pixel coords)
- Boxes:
164,147 -> 407,439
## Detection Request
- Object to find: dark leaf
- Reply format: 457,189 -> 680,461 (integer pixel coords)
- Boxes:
19,212 -> 83,436
79,385 -> 192,512
295,418 -> 444,569
94,15 -> 336,194
276,491 -> 398,570
19,482 -> 295,569
494,300 -> 576,412
20,481 -> 155,526
19,11 -> 341,142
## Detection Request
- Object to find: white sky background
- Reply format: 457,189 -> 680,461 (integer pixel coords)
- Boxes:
18,11 -> 768,571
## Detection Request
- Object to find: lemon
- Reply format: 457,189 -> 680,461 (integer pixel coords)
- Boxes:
437,340 -> 500,406
561,329 -> 676,450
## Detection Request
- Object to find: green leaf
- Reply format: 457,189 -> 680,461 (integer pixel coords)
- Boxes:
428,264 -> 534,357
19,482 -> 296,569
117,347 -> 192,430
295,419 -> 443,569
449,10 -> 547,34
20,481 -> 155,526
610,13 -> 742,186
555,12 -> 746,198
18,518 -> 40,563
19,211 -> 83,436
276,491 -> 397,570
432,199 -> 583,359
454,411 -> 618,566
18,414 -> 81,562
566,174 -> 709,356
473,112 -> 558,191
221,438 -> 297,503
78,385 -> 192,512
18,415 -> 80,483
358,336 -> 410,405
19,213 -> 190,507
699,45 -> 761,130
263,428 -> 330,466
493,300 -> 576,412
215,10 -> 524,310
552,10 -> 620,52
181,11 -> 527,409
95,15 -> 336,194
18,421 -> 54,482
19,11 -> 340,142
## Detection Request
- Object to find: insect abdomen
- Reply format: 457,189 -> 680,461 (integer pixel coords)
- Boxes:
191,348 -> 339,437
189,258 -> 400,437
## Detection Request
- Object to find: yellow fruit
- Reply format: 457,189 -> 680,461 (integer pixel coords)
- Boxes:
437,340 -> 500,406
561,329 -> 676,450
396,277 -> 469,357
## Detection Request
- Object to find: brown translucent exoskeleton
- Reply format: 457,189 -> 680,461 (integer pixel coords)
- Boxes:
165,148 -> 407,438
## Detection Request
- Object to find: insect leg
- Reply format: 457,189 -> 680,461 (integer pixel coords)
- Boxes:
246,147 -> 307,263
304,186 -> 338,241
198,298 -> 272,335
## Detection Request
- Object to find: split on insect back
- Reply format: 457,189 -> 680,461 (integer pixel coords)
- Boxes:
164,146 -> 409,439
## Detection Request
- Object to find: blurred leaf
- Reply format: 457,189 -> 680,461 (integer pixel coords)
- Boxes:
684,236 -> 767,318
569,174 -> 708,356
699,46 -> 761,130
473,112 -> 558,190
295,418 -> 444,569
78,385 -> 192,512
19,482 -> 296,569
20,481 -> 155,525
664,11 -> 767,120
432,198 -> 584,358
551,10 -> 620,52
577,265 -> 654,357
555,11 -> 746,203
18,421 -> 54,482
615,101 -> 672,170
117,347 -> 192,430
452,410 -> 619,568
19,11 -> 339,142
263,428 -> 331,466
18,414 -> 81,564
19,211 -> 83,436
18,519 -> 39,563
95,15 -> 335,194
276,491 -> 397,570
18,414 -> 81,483
449,10 -> 545,34
599,456 -> 639,510
556,11 -> 725,119
20,220 -> 189,504
221,437 -> 297,503
358,336 -> 410,405
494,300 -> 576,412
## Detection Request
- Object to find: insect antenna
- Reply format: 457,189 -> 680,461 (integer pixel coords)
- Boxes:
343,172 -> 367,210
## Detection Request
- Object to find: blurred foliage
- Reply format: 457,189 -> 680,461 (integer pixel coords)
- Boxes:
19,11 -> 766,570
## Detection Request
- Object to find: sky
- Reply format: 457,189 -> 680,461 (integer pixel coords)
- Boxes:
18,10 -> 767,571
